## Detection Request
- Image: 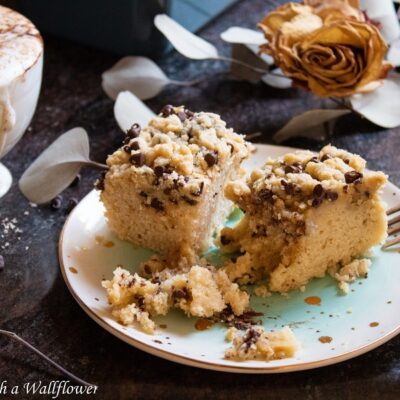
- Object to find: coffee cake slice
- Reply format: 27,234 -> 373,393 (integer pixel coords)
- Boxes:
219,145 -> 387,293
99,106 -> 251,261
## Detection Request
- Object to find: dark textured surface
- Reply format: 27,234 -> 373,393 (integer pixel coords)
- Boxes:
1,1 -> 400,399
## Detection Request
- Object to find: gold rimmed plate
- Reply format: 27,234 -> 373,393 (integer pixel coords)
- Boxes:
59,144 -> 400,373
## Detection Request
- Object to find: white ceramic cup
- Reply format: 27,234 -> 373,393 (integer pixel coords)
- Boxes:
0,6 -> 43,198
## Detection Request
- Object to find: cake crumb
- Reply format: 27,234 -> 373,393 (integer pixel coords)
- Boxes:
224,326 -> 298,361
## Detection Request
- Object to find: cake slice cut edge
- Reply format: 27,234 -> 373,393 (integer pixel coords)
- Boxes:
98,106 -> 252,263
219,144 -> 387,294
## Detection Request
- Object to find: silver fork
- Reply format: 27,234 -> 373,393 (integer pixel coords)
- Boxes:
382,204 -> 400,249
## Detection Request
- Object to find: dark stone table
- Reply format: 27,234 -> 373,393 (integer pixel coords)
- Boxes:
1,1 -> 399,399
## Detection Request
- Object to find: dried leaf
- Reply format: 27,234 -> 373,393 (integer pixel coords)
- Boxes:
19,128 -> 102,204
262,68 -> 292,89
220,27 -> 266,45
114,91 -> 155,132
244,43 -> 274,65
273,109 -> 351,143
388,38 -> 400,66
102,56 -> 170,100
154,14 -> 219,59
230,44 -> 270,81
361,0 -> 400,43
350,75 -> 400,128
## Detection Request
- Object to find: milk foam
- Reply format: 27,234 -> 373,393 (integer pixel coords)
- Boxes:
0,6 -> 43,87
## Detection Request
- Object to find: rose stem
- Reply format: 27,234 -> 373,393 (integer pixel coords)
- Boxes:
0,329 -> 96,387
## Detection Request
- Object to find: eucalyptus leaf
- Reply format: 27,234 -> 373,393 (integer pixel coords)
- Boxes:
350,75 -> 400,128
245,43 -> 274,65
388,38 -> 400,66
262,68 -> 292,89
273,109 -> 351,143
361,0 -> 400,43
220,27 -> 266,45
114,91 -> 155,133
102,56 -> 170,100
154,14 -> 219,60
19,127 -> 104,204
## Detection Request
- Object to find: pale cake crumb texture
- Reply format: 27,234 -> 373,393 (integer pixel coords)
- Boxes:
220,144 -> 387,293
100,107 -> 251,261
102,258 -> 250,334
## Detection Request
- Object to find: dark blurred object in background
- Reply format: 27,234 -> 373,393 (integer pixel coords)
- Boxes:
2,0 -> 237,58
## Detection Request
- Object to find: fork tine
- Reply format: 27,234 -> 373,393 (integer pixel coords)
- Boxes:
387,204 -> 400,216
382,236 -> 400,249
388,214 -> 400,227
388,224 -> 400,236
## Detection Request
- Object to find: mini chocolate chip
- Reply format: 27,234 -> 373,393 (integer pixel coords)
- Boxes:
192,181 -> 204,197
150,198 -> 164,211
258,188 -> 273,202
365,191 -> 370,198
284,163 -> 302,174
143,264 -> 151,274
0,255 -> 4,271
163,188 -> 172,195
344,159 -> 350,165
137,296 -> 145,310
69,174 -> 81,187
130,152 -> 145,167
177,111 -> 187,122
131,141 -> 140,150
227,143 -> 234,154
345,171 -> 363,184
220,235 -> 231,246
127,123 -> 141,138
184,109 -> 194,118
160,104 -> 174,117
154,165 -> 165,178
281,180 -> 295,194
182,195 -> 197,206
139,191 -> 148,197
151,276 -> 161,284
313,184 -> 324,199
343,185 -> 348,193
172,288 -> 190,301
122,136 -> 131,145
123,145 -> 131,153
312,198 -> 323,208
325,190 -> 338,201
204,152 -> 218,167
321,154 -> 332,162
308,156 -> 319,164
66,197 -> 78,214
50,195 -> 62,210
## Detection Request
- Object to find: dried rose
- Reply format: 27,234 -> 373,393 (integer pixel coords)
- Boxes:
259,2 -> 390,97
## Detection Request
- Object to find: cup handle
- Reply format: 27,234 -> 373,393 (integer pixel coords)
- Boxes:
0,88 -> 16,156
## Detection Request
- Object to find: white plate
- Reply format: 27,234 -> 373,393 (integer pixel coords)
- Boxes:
59,144 -> 400,373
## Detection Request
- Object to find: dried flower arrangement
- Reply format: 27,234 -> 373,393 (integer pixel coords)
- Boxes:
18,0 -> 400,204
